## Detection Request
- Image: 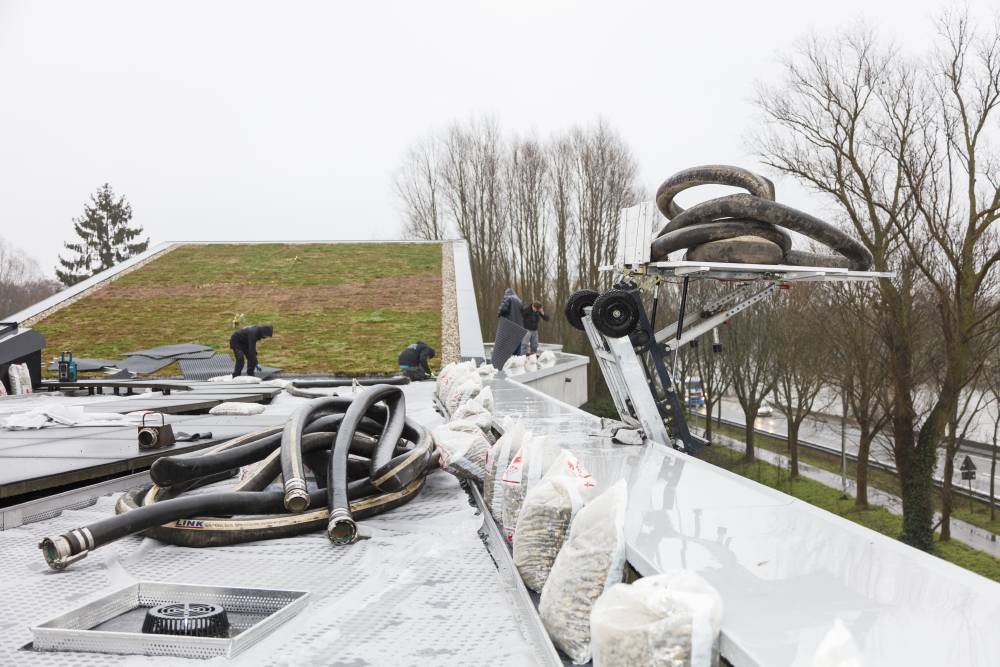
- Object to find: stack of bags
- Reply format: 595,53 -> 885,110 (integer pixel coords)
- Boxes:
3,363 -> 33,396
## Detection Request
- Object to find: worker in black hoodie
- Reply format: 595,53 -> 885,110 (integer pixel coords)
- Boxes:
230,324 -> 273,377
398,341 -> 436,380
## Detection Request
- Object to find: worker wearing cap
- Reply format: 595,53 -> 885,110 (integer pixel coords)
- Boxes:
230,324 -> 273,377
398,341 -> 436,381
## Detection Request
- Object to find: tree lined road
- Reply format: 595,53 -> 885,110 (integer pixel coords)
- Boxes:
698,398 -> 998,497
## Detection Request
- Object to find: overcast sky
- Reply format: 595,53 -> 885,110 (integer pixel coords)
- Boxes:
0,0 -> 992,277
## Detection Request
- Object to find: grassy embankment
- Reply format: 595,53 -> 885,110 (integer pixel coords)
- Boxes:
34,243 -> 442,375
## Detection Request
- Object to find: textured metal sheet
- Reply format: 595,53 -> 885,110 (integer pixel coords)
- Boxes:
491,317 -> 527,370
116,356 -> 176,375
179,354 -> 280,381
123,344 -> 213,359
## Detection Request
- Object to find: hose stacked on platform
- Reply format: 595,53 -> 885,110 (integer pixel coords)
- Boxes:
651,165 -> 872,270
38,385 -> 436,570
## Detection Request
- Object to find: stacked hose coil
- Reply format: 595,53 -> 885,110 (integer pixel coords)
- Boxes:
39,384 -> 436,570
651,165 -> 872,270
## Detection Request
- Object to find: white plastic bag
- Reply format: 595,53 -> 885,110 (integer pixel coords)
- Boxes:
18,364 -> 32,394
524,354 -> 539,372
484,419 -> 525,520
8,364 -> 25,395
445,375 -> 482,414
539,480 -> 629,664
502,355 -> 525,372
538,349 -> 557,365
500,437 -> 547,542
437,360 -> 476,399
209,401 -> 266,415
450,398 -> 495,444
513,450 -> 596,592
477,363 -> 498,379
432,420 -> 491,481
590,571 -> 724,667
208,374 -> 262,384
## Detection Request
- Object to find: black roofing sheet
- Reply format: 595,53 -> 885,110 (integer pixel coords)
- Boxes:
123,343 -> 213,359
179,354 -> 280,381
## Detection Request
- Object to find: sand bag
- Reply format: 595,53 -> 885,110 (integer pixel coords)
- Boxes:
8,364 -> 25,395
209,402 -> 266,416
590,571 -> 723,667
502,355 -> 525,372
500,436 -> 557,542
484,419 -> 525,520
513,451 -> 595,592
539,480 -> 628,664
432,420 -> 491,481
538,349 -> 557,366
451,398 -> 495,444
445,375 -> 482,415
437,360 -> 476,399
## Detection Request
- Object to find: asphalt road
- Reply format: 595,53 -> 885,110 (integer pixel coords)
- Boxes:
698,398 -> 998,497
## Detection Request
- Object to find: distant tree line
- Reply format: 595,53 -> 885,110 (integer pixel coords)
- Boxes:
394,118 -> 642,346
0,238 -> 60,319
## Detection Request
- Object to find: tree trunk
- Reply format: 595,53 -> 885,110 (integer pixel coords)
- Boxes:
744,414 -> 756,462
901,415 -> 943,552
704,399 -> 714,442
940,450 -> 954,541
991,416 -> 999,522
787,418 -> 800,479
855,432 -> 872,509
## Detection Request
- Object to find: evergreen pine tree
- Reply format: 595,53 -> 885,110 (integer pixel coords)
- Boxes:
56,183 -> 149,285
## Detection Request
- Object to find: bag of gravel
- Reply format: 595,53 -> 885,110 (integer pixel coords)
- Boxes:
484,419 -> 525,520
445,375 -> 482,415
436,360 -> 476,399
590,571 -> 723,667
500,436 -> 559,542
513,451 -> 595,592
539,479 -> 628,664
450,401 -> 495,443
432,420 -> 492,482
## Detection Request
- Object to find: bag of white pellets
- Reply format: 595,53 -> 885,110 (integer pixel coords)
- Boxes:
590,571 -> 723,667
445,375 -> 482,415
500,436 -> 560,542
432,420 -> 492,482
513,450 -> 595,592
436,360 -> 476,399
8,363 -> 31,395
483,419 -> 525,520
539,480 -> 628,664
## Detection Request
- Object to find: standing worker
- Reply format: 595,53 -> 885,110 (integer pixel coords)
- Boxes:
230,324 -> 273,377
498,287 -> 524,327
398,341 -> 436,381
521,302 -> 548,355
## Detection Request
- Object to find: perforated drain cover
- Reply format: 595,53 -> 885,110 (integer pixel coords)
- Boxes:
142,602 -> 229,637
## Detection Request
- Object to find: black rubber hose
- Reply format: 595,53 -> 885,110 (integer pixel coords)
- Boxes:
151,430 -> 282,487
665,193 -> 872,270
655,164 -> 775,220
650,219 -> 792,259
281,396 -> 355,512
327,385 -> 406,544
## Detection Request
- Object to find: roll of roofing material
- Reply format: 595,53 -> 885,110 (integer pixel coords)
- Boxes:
38,385 -> 436,570
651,164 -> 872,270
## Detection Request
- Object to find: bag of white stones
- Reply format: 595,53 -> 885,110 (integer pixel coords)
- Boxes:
483,419 -> 526,520
539,480 -> 628,664
436,360 -> 476,399
432,419 -> 492,482
590,570 -> 724,667
513,450 -> 595,592
499,435 -> 562,542
445,374 -> 483,415
450,386 -> 495,442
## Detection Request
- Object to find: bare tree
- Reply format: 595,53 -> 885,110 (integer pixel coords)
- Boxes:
394,137 -> 446,241
0,238 -> 60,319
827,283 -> 891,508
692,284 -> 731,442
722,297 -> 779,461
505,137 -> 551,305
770,285 -> 829,478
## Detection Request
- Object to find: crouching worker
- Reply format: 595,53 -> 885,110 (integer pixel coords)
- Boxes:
398,341 -> 435,381
230,324 -> 273,377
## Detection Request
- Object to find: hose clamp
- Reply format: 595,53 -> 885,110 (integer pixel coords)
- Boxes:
39,536 -> 89,571
283,479 -> 310,513
326,508 -> 358,546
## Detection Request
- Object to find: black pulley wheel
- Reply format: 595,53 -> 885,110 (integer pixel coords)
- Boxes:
564,289 -> 599,331
591,289 -> 640,338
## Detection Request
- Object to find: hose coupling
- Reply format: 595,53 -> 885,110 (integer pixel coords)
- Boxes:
326,508 -> 358,545
39,535 -> 89,570
283,479 -> 310,513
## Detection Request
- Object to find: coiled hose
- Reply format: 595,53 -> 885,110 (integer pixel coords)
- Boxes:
39,385 -> 436,570
651,165 -> 873,270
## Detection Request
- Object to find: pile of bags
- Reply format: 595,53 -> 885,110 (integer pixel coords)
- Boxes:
432,361 -> 499,482
433,359 -> 724,666
4,363 -> 33,396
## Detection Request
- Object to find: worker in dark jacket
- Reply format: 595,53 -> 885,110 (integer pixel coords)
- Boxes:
230,324 -> 273,377
497,288 -> 524,327
398,341 -> 436,380
521,302 -> 548,354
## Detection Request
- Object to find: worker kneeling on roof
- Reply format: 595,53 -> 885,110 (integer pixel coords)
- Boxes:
398,341 -> 435,381
230,324 -> 273,377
